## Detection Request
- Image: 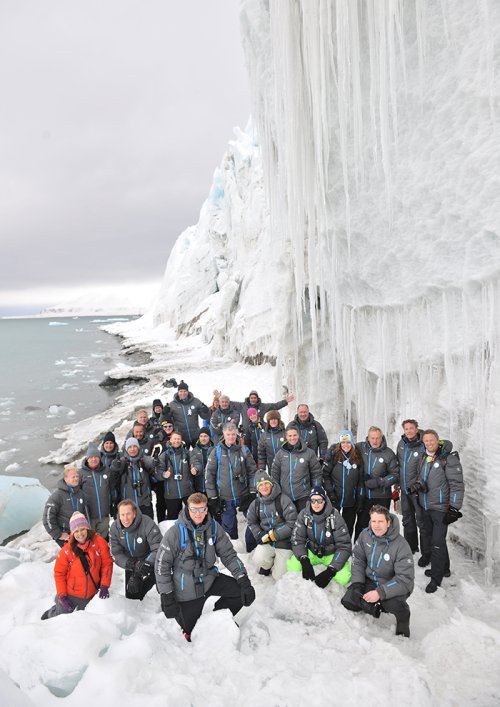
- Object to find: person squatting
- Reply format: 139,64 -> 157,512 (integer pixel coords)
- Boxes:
41,382 -> 465,641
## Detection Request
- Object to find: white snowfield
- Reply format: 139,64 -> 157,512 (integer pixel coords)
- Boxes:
133,0 -> 500,582
0,517 -> 499,707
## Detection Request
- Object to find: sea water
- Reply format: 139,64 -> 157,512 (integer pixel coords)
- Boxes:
0,316 -> 134,488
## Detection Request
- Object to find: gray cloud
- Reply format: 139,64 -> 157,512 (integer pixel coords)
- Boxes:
0,0 -> 250,307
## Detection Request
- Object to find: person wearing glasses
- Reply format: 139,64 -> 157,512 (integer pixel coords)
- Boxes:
288,487 -> 352,588
155,492 -> 255,641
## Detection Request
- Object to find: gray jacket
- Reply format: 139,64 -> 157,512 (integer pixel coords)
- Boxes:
416,441 -> 464,512
189,441 -> 214,493
155,507 -> 247,601
43,479 -> 88,540
80,459 -> 112,520
270,441 -> 323,503
209,405 -> 242,442
356,438 -> 399,500
323,444 -> 364,508
115,453 -> 156,508
205,440 -> 257,501
257,426 -> 286,470
237,396 -> 288,435
288,413 -> 329,458
396,434 -> 426,494
109,509 -> 162,568
351,514 -> 414,600
246,482 -> 297,549
155,445 -> 194,500
164,392 -> 211,446
291,499 -> 352,571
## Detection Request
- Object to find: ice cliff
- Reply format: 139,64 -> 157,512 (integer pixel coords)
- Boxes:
142,0 -> 500,581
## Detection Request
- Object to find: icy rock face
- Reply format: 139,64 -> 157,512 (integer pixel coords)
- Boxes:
0,476 -> 50,544
146,1 -> 500,580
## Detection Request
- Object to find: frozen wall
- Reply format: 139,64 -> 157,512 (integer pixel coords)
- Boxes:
146,1 -> 500,581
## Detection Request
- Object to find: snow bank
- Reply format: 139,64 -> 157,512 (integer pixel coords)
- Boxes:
0,476 -> 49,543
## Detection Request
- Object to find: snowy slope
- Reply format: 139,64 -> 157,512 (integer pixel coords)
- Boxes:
131,0 -> 500,581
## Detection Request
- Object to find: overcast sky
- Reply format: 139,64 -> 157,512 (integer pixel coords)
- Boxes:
0,1 -> 251,315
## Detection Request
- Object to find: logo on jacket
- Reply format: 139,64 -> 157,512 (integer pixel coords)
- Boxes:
137,537 -> 143,543
299,458 -> 304,463
384,553 -> 390,561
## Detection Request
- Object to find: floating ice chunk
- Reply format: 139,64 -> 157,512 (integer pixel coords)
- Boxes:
5,463 -> 20,473
48,322 -> 68,326
0,448 -> 19,462
54,359 -> 66,365
47,405 -> 75,417
0,476 -> 49,543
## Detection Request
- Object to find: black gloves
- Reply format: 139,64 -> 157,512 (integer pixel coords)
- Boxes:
237,575 -> 256,607
161,592 -> 180,619
300,556 -> 315,581
134,559 -> 153,577
111,459 -> 122,473
238,493 -> 256,513
364,477 -> 379,490
208,497 -> 222,518
409,480 -> 427,494
315,566 -> 336,588
125,557 -> 139,571
444,506 -> 463,525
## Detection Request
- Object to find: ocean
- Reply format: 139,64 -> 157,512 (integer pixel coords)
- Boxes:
0,316 -> 135,489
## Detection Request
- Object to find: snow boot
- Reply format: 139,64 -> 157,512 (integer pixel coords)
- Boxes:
180,627 -> 191,642
418,555 -> 431,567
425,580 -> 439,594
41,610 -> 50,621
258,567 -> 272,576
360,599 -> 382,618
425,569 -> 450,578
395,619 -> 410,638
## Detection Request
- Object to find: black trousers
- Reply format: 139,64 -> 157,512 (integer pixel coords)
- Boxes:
340,506 -> 357,537
422,509 -> 450,584
177,574 -> 243,635
125,569 -> 156,600
164,497 -> 188,520
154,482 -> 167,524
400,492 -> 428,555
355,498 -> 391,540
140,504 -> 154,520
341,580 -> 410,626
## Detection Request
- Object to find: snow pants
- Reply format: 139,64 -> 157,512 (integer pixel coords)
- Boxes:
341,580 -> 410,630
422,509 -> 450,585
221,499 -> 256,552
400,492 -> 428,555
177,574 -> 243,636
340,506 -> 357,537
287,551 -> 352,586
253,544 -> 292,580
43,594 -> 92,619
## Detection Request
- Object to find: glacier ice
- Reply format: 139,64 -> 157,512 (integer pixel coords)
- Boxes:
140,0 -> 500,581
0,476 -> 50,544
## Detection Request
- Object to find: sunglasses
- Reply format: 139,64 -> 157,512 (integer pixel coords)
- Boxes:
189,507 -> 208,514
310,498 -> 325,505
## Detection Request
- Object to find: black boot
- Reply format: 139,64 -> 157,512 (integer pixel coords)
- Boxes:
360,599 -> 382,618
396,619 -> 410,638
425,568 -> 450,578
425,580 -> 439,594
258,567 -> 272,576
418,555 -> 431,567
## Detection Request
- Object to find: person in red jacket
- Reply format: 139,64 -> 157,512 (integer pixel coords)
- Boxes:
41,511 -> 113,620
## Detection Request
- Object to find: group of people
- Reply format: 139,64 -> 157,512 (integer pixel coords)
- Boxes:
41,381 -> 465,640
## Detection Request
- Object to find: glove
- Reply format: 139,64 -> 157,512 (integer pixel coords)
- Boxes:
237,575 -> 256,607
238,493 -> 256,513
300,556 -> 315,581
57,595 -> 73,613
315,566 -> 336,588
364,477 -> 379,490
111,459 -> 122,472
444,506 -> 463,525
98,585 -> 109,599
135,559 -> 153,577
260,533 -> 270,544
208,497 -> 222,518
376,476 -> 386,488
391,488 -> 400,502
409,480 -> 427,494
125,557 -> 139,571
126,573 -> 143,595
268,529 -> 276,542
161,592 -> 180,619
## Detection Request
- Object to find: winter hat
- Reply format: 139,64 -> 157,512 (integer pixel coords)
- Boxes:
255,472 -> 274,491
266,410 -> 282,422
309,486 -> 328,503
152,399 -> 163,410
86,442 -> 100,459
125,437 -> 140,452
69,512 -> 90,534
247,407 -> 258,418
248,390 -> 259,398
177,380 -> 189,391
103,431 -> 116,444
338,430 -> 354,444
198,429 -> 212,441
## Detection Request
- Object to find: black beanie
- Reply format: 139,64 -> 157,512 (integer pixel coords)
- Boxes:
103,431 -> 116,444
178,380 -> 189,391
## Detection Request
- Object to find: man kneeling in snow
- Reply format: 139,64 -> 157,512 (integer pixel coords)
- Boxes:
341,505 -> 414,637
109,500 -> 162,600
155,492 -> 256,641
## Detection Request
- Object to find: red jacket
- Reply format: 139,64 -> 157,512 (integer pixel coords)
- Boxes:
54,533 -> 113,599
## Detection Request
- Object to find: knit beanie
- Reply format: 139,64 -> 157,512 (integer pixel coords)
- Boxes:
69,512 -> 90,533
247,407 -> 258,418
86,442 -> 100,459
178,380 -> 189,391
125,437 -> 139,452
256,472 -> 274,491
309,486 -> 328,503
152,399 -> 163,410
103,431 -> 116,444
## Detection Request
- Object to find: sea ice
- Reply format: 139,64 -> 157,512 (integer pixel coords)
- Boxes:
0,476 -> 49,543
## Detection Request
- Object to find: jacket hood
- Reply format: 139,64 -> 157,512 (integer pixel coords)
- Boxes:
261,481 -> 283,502
174,391 -> 194,404
117,508 -> 144,532
245,394 -> 262,406
400,431 -> 423,445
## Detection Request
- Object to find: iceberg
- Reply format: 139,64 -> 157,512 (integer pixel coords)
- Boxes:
0,476 -> 49,544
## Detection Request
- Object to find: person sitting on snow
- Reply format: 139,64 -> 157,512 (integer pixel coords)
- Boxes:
341,504 -> 414,637
155,492 -> 255,641
246,472 -> 297,579
41,512 -> 113,620
288,486 -> 352,588
43,465 -> 89,547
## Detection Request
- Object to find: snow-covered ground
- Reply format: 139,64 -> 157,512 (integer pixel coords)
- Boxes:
1,329 -> 499,706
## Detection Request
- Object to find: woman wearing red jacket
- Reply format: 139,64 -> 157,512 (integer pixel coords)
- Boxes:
41,511 -> 113,620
